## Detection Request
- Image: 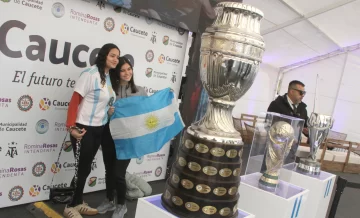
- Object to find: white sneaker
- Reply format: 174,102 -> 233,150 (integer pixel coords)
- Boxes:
112,204 -> 127,218
97,198 -> 116,214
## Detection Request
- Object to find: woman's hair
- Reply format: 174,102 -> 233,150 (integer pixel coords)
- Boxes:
110,56 -> 138,95
94,43 -> 120,86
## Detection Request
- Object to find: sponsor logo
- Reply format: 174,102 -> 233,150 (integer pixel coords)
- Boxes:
88,177 -> 97,187
171,72 -> 177,83
145,50 -> 154,62
154,71 -> 168,79
63,141 -> 72,152
29,185 -> 41,197
121,23 -> 129,34
178,27 -> 185,35
163,36 -> 169,45
0,122 -> 27,132
166,37 -> 184,49
104,17 -> 115,32
12,0 -> 43,10
121,23 -> 148,38
0,166 -> 27,178
136,156 -> 144,164
122,9 -> 140,18
155,167 -> 162,177
32,162 -> 46,177
51,162 -> 61,174
52,2 -> 65,18
156,21 -> 177,31
24,143 -> 57,154
98,177 -> 106,185
0,97 -> 11,108
63,162 -> 76,171
55,122 -> 66,131
147,153 -> 166,161
70,9 -> 100,25
35,119 -> 49,134
5,142 -> 18,158
150,31 -> 157,44
42,183 -> 68,192
145,68 -> 153,78
1,0 -> 11,3
158,54 -> 165,64
158,55 -> 181,65
132,170 -> 152,179
0,20 -> 101,68
143,87 -> 160,94
8,186 -> 24,201
39,98 -> 51,110
17,95 -> 33,112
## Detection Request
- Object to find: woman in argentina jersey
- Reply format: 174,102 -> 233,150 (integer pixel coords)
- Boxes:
64,43 -> 119,218
96,57 -> 146,218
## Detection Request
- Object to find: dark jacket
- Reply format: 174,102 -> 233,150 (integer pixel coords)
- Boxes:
267,93 -> 308,128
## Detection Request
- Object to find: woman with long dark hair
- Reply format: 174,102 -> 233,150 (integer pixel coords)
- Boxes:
96,56 -> 146,218
64,43 -> 120,218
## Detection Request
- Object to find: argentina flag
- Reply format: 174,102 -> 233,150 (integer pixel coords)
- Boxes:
109,88 -> 185,160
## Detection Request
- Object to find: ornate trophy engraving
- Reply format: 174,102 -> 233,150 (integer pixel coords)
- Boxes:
161,2 -> 265,218
259,121 -> 294,192
296,113 -> 334,176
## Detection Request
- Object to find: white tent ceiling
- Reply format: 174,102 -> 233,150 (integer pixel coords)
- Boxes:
244,0 -> 360,68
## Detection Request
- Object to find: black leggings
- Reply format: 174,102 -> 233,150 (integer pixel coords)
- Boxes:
69,123 -> 104,207
102,122 -> 131,205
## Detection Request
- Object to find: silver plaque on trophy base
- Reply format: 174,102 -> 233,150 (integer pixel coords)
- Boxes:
296,112 -> 334,176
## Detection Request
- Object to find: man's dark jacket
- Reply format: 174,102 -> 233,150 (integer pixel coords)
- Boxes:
267,93 -> 308,128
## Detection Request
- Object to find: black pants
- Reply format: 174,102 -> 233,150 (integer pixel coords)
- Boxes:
69,123 -> 104,207
102,122 -> 131,205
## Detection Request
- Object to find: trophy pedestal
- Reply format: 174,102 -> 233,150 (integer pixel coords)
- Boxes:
280,163 -> 336,218
296,158 -> 321,176
135,194 -> 255,218
238,172 -> 309,218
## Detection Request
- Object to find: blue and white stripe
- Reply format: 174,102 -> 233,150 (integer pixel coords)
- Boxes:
324,179 -> 333,198
291,195 -> 303,218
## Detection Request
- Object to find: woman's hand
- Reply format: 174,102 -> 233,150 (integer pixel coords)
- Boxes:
70,128 -> 86,141
108,106 -> 115,117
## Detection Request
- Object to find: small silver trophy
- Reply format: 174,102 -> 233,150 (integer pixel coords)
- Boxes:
296,112 -> 334,176
259,121 -> 295,192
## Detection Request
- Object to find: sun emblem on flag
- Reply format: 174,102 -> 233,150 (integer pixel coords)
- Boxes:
145,114 -> 159,130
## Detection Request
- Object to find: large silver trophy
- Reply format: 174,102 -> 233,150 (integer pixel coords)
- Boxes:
161,2 -> 265,218
296,113 -> 334,176
259,121 -> 295,192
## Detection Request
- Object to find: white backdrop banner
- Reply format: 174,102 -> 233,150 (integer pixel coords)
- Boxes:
0,0 -> 188,208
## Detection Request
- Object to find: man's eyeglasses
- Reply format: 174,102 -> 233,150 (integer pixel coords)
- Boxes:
292,88 -> 306,96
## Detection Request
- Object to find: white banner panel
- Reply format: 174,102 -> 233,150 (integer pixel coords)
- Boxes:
0,0 -> 188,208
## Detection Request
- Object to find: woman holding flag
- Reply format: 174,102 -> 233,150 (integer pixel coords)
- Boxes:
97,57 -> 147,218
64,43 -> 120,218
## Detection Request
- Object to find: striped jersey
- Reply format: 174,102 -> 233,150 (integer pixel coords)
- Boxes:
74,66 -> 116,126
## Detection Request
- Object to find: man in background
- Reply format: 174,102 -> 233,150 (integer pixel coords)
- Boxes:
268,80 -> 309,135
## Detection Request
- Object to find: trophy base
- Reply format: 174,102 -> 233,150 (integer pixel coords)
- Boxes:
296,158 -> 321,176
258,173 -> 278,192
